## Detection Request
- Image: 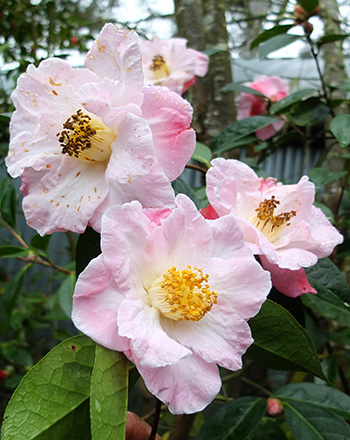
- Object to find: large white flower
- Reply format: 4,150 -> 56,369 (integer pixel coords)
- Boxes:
72,195 -> 271,414
6,24 -> 196,234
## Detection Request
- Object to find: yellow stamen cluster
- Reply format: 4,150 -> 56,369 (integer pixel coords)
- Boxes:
149,266 -> 218,322
251,196 -> 296,242
57,109 -> 116,162
149,55 -> 170,79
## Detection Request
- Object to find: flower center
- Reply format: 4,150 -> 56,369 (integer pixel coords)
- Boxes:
147,266 -> 218,322
57,109 -> 117,162
149,55 -> 170,80
250,196 -> 296,242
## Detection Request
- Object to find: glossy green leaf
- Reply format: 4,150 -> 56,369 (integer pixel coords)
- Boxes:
258,34 -> 303,59
286,98 -> 329,126
247,300 -> 326,380
270,89 -> 318,115
90,345 -> 128,440
172,177 -> 200,209
297,0 -> 319,13
301,282 -> 350,326
192,142 -> 212,168
250,24 -> 294,50
214,136 -> 257,155
0,245 -> 31,258
250,418 -> 288,440
221,83 -> 265,96
2,335 -> 95,440
308,167 -> 347,191
305,258 -> 350,303
1,185 -> 18,228
30,234 -> 52,252
318,34 -> 350,45
76,227 -> 101,278
330,114 -> 350,148
195,396 -> 266,440
3,265 -> 27,314
284,400 -> 350,439
210,116 -> 278,152
315,354 -> 338,386
58,274 -> 76,318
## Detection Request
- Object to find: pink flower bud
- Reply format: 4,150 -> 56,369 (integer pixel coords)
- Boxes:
0,369 -> 7,380
267,398 -> 283,417
70,36 -> 78,45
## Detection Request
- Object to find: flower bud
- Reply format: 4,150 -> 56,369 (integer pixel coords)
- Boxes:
267,398 -> 283,417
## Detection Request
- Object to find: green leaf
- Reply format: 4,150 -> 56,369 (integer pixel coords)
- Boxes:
251,417 -> 288,440
210,116 -> 279,152
221,83 -> 265,96
250,24 -> 295,50
308,167 -> 347,190
258,34 -> 303,59
270,89 -> 318,115
90,345 -> 128,440
192,142 -> 212,168
2,335 -> 95,440
286,98 -> 329,126
247,300 -> 327,381
301,282 -> 350,326
305,258 -> 350,303
172,177 -> 200,209
315,354 -> 338,386
317,34 -> 350,44
3,265 -> 27,314
58,274 -> 76,318
273,382 -> 350,420
214,136 -> 257,155
330,114 -> 350,148
30,234 -> 52,252
1,185 -> 18,228
76,227 -> 101,278
284,400 -> 350,439
297,0 -> 319,13
0,245 -> 31,258
195,396 -> 266,440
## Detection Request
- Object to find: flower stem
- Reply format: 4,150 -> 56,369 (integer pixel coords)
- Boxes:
148,398 -> 162,440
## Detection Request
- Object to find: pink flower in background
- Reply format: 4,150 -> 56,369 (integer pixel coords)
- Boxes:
236,75 -> 289,140
6,24 -> 195,235
204,158 -> 343,298
139,36 -> 209,94
72,194 -> 271,414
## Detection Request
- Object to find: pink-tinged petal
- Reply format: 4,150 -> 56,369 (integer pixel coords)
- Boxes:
143,208 -> 172,226
187,48 -> 209,77
20,156 -> 109,235
142,86 -> 195,180
255,124 -> 279,140
134,354 -> 221,414
207,214 -> 246,258
182,77 -> 196,93
106,113 -> 157,183
273,247 -> 318,270
117,298 -> 191,368
200,203 -> 219,220
85,24 -> 144,105
72,255 -> 130,352
11,58 -> 99,116
163,308 -> 252,371
143,194 -> 213,275
260,256 -> 317,298
90,166 -> 175,232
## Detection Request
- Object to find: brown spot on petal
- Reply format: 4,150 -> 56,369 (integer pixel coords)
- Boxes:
46,164 -> 51,169
49,78 -> 62,87
52,90 -> 58,96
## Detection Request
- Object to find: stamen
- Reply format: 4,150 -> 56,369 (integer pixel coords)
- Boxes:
57,109 -> 117,162
250,196 -> 296,242
149,55 -> 170,80
147,266 -> 218,322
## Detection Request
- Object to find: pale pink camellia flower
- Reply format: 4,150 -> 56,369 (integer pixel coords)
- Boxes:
72,194 -> 271,414
139,36 -> 209,94
236,75 -> 289,140
204,158 -> 343,298
6,24 -> 195,235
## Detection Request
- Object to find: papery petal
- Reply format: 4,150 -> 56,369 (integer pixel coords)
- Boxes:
134,354 -> 221,414
72,255 -> 129,351
260,255 -> 317,297
142,86 -> 195,180
200,204 -> 219,220
85,24 -> 144,105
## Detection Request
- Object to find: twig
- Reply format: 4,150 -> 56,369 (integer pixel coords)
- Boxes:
148,398 -> 162,440
241,377 -> 272,396
185,163 -> 208,174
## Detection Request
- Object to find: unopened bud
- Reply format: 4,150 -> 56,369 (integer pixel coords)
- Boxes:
70,36 -> 78,45
267,398 -> 283,417
0,369 -> 7,380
